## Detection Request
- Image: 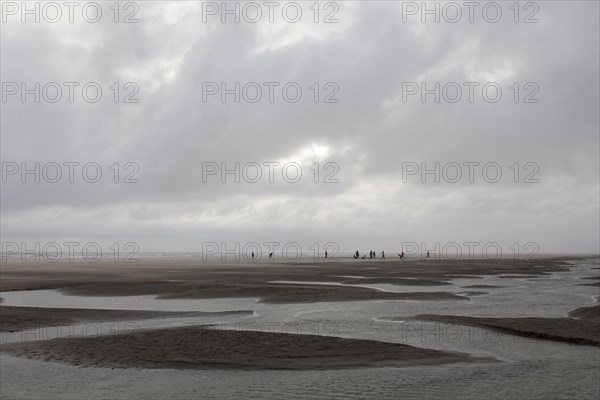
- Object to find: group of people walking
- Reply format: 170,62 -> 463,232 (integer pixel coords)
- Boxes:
255,249 -> 426,261
351,250 -> 418,260
353,250 -> 386,259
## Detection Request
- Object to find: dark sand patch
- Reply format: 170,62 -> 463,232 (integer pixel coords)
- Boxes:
338,278 -> 452,286
567,305 -> 600,321
158,286 -> 468,303
0,306 -> 253,332
578,282 -> 600,287
1,258 -> 571,294
279,276 -> 453,286
498,275 -> 543,279
54,281 -> 468,304
461,285 -> 508,289
1,326 -> 496,370
456,291 -> 489,297
384,314 -> 600,347
1,258 -> 573,305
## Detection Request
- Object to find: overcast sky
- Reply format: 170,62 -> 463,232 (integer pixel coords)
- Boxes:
1,1 -> 599,257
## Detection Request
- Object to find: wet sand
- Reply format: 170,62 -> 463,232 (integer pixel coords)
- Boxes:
461,285 -> 508,289
0,258 -> 571,304
0,305 -> 252,332
1,256 -> 597,371
384,306 -> 600,347
578,282 -> 600,287
1,325 -> 495,370
568,305 -> 600,321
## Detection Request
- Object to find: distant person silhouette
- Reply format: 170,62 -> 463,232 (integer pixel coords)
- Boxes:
269,252 -> 273,260
427,251 -> 430,259
325,250 -> 328,259
381,251 -> 385,260
251,252 -> 255,259
354,250 -> 359,259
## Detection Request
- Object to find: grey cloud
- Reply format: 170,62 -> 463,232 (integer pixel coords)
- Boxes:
1,1 -> 598,253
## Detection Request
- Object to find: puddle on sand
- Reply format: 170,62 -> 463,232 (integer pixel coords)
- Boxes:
0,290 -> 258,313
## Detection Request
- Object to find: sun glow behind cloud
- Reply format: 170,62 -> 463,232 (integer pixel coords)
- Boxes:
279,143 -> 333,165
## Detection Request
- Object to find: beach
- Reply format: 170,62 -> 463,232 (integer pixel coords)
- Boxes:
1,256 -> 599,399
